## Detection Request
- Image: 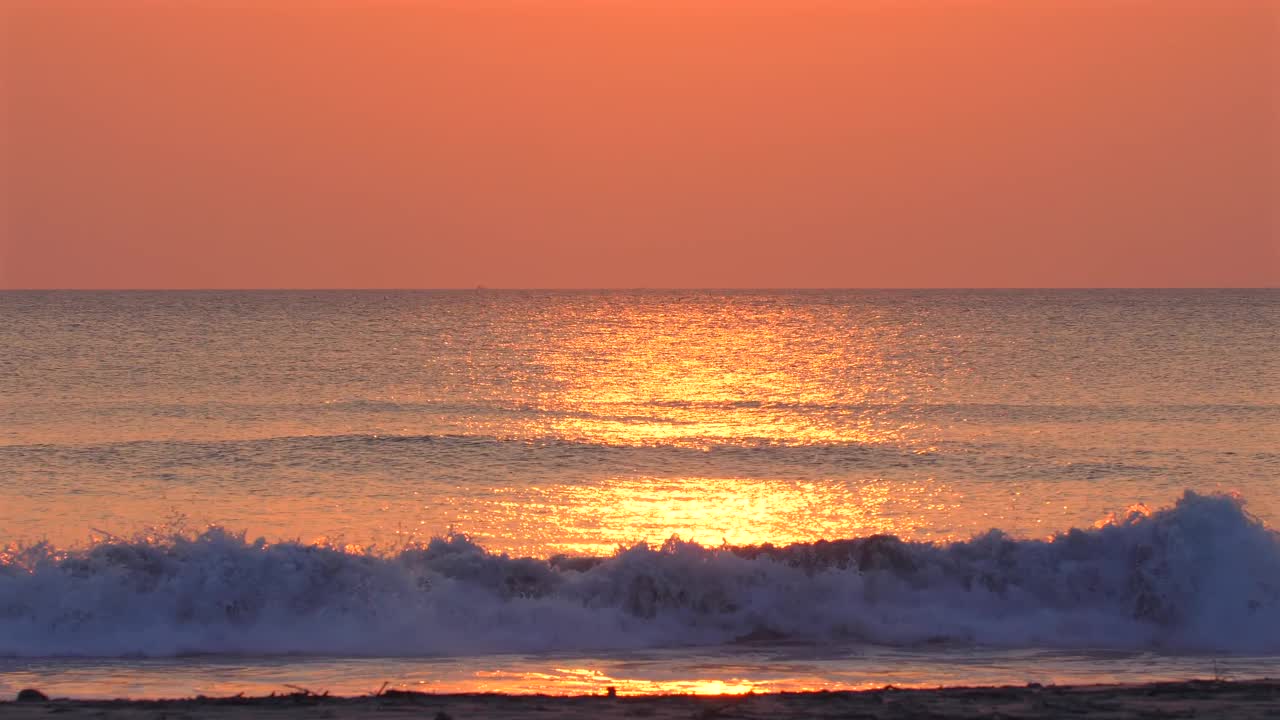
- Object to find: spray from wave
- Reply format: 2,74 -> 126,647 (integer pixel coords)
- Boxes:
1,491 -> 1277,658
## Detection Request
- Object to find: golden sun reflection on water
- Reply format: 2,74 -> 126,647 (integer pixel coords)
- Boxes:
459,665 -> 973,696
481,477 -> 960,557
452,301 -> 957,556
471,668 -> 787,696
521,300 -> 940,449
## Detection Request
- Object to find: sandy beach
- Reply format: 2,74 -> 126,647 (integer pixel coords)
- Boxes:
3,680 -> 1278,719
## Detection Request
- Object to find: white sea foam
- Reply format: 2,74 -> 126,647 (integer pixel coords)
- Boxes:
1,491 -> 1276,658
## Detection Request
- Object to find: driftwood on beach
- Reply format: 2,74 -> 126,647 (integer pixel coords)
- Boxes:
3,680 -> 1279,719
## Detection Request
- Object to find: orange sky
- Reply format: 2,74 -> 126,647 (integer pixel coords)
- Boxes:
2,0 -> 1277,289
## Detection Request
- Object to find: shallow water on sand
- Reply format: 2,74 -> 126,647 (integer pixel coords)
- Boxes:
1,647 -> 1275,699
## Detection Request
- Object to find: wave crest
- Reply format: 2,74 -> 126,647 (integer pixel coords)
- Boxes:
1,491 -> 1277,657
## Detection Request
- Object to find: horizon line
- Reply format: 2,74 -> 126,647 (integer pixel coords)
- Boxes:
1,286 -> 1277,292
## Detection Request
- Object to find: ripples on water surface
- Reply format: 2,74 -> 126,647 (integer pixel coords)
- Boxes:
0,290 -> 1277,693
2,290 -> 1274,553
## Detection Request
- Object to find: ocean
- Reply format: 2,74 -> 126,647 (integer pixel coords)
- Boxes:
1,289 -> 1277,696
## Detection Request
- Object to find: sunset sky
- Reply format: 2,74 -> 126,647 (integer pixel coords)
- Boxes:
2,0 -> 1276,289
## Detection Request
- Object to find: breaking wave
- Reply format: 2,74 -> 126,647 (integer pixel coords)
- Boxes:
1,491 -> 1277,657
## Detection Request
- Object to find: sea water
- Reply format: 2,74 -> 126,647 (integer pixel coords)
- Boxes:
1,290 -> 1277,696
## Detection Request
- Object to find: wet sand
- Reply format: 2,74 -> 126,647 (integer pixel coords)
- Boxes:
2,679 -> 1278,719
